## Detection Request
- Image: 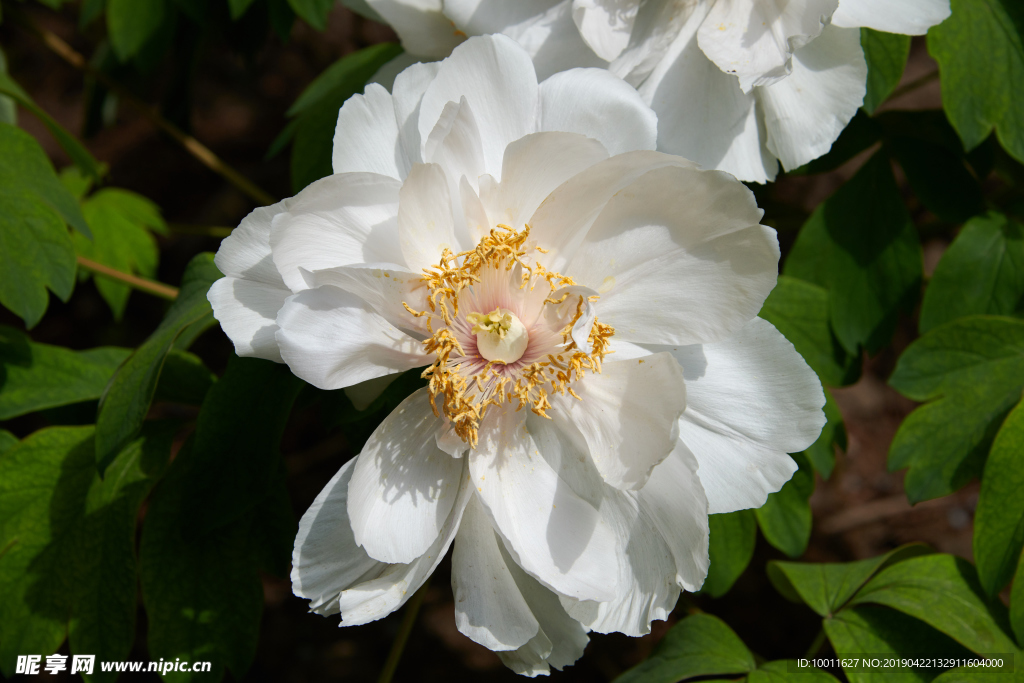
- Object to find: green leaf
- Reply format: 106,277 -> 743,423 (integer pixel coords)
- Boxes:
804,390 -> 845,478
0,72 -> 102,182
95,253 -> 221,474
931,668 -> 1014,683
768,544 -> 933,618
0,123 -> 88,327
785,151 -> 922,355
928,0 -> 1024,164
974,396 -> 1024,596
75,188 -> 165,319
755,453 -> 813,558
286,0 -> 334,30
919,213 -> 1024,333
0,431 -> 16,453
849,554 -> 1017,655
289,43 -> 403,192
0,425 -> 173,679
759,276 -> 861,387
80,0 -> 107,27
702,510 -> 756,598
228,0 -> 258,19
1010,550 -> 1024,645
613,613 -> 756,683
751,661 -> 840,683
825,605 -> 977,683
140,358 -> 301,682
861,29 -> 910,114
107,0 -> 167,61
888,316 -> 1024,502
154,350 -> 216,405
0,326 -> 130,419
183,355 -> 303,535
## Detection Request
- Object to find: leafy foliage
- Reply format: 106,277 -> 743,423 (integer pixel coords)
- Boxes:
929,0 -> 1024,164
755,453 -> 814,558
888,316 -> 1024,502
861,29 -> 911,115
702,510 -> 756,598
785,151 -> 922,355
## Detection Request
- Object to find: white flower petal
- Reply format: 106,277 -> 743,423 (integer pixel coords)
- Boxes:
666,317 -> 826,513
424,96 -> 486,191
636,6 -> 778,183
210,200 -> 292,362
756,24 -> 866,171
365,0 -> 466,58
637,440 -> 710,591
270,173 -> 402,292
419,35 -> 539,179
276,285 -> 427,390
539,68 -> 657,154
503,0 -> 608,81
208,279 -> 290,363
832,0 -> 950,35
348,389 -> 467,563
332,83 -> 409,179
479,132 -> 608,237
497,543 -> 590,675
392,61 -> 442,167
452,495 -> 541,651
444,0 -> 563,35
528,150 -> 698,272
292,457 -> 473,625
698,0 -> 838,92
398,163 -> 460,273
566,165 -> 779,345
549,353 -> 686,490
571,0 -> 639,62
469,408 -> 623,602
527,416 -> 681,636
308,263 -> 429,335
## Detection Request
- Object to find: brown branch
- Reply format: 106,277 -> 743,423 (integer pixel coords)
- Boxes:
14,10 -> 277,207
77,255 -> 179,300
888,69 -> 940,103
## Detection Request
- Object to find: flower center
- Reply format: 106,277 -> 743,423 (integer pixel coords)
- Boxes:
468,308 -> 529,363
403,224 -> 615,447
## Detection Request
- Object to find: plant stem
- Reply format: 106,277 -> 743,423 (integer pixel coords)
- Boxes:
13,9 -> 277,207
888,70 -> 940,102
805,627 -> 827,659
77,255 -> 179,300
377,579 -> 430,683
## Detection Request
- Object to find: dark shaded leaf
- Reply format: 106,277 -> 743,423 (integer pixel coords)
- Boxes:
759,276 -> 861,388
888,316 -> 1024,502
919,213 -> 1024,333
755,453 -> 814,558
107,0 -> 167,61
849,554 -> 1017,654
973,396 -> 1024,596
0,326 -> 129,420
287,0 -> 333,30
768,544 -> 933,618
0,425 -> 173,679
140,357 -> 301,682
861,29 -> 910,114
825,605 -> 976,683
95,253 -> 221,474
928,0 -> 1024,163
803,390 -> 845,479
702,510 -> 756,598
613,613 -> 755,683
785,151 -> 922,355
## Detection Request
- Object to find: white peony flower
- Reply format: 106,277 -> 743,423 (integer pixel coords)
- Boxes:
354,0 -> 950,183
209,35 -> 825,676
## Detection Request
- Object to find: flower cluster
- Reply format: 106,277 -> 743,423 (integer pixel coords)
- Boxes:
211,36 -> 825,676
357,0 -> 950,182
